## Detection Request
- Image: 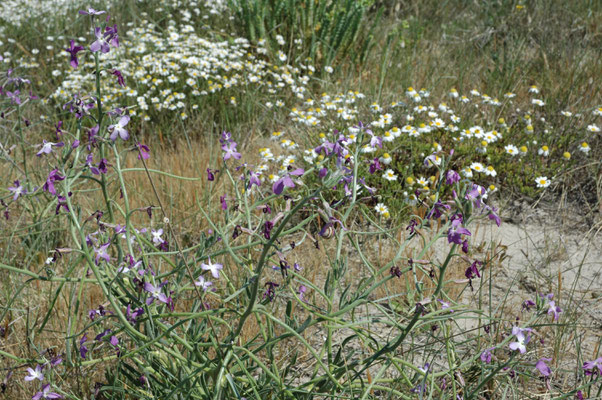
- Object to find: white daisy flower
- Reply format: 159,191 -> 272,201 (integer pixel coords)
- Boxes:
382,169 -> 398,181
535,176 -> 551,188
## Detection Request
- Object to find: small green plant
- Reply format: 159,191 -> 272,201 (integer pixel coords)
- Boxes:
228,0 -> 382,68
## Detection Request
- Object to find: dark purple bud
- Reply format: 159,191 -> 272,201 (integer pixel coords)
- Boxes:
95,329 -> 112,341
263,221 -> 274,239
137,143 -> 150,160
65,40 -> 85,68
522,299 -> 536,311
206,168 -> 217,181
111,69 -> 125,87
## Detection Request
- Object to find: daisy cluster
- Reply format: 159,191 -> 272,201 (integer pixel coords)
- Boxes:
0,0 -> 92,30
0,0 -> 226,32
42,17 -> 314,121
2,0 -> 308,122
267,84 -> 601,210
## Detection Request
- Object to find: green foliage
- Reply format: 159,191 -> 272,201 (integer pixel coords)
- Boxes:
228,0 -> 382,68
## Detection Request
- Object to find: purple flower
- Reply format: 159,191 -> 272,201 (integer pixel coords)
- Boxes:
87,125 -> 99,148
465,260 -> 482,280
65,40 -> 84,68
263,282 -> 279,301
79,334 -> 88,359
272,168 -> 304,195
32,384 -> 62,400
406,219 -> 418,234
369,157 -> 382,174
37,140 -> 64,157
522,299 -> 536,311
318,216 -> 346,238
437,299 -> 453,312
220,131 -> 232,144
6,69 -> 30,86
24,365 -> 44,382
6,90 -> 21,105
88,305 -> 108,321
445,170 -> 460,185
583,357 -> 602,375
111,69 -> 125,87
104,25 -> 119,48
547,300 -> 562,321
79,8 -> 106,15
298,285 -> 307,302
63,94 -> 95,119
447,217 -> 471,245
201,257 -> 223,279
220,195 -> 227,210
96,158 -> 109,174
424,153 -> 440,167
151,229 -> 164,245
90,27 -> 110,53
485,205 -> 501,227
263,220 -> 274,239
94,242 -> 110,264
43,170 -> 65,196
89,25 -> 118,53
366,130 -> 382,149
221,141 -> 241,161
137,143 -> 150,160
207,168 -> 218,181
194,275 -> 213,291
248,170 -> 261,189
55,193 -> 72,214
509,326 -> 531,354
8,180 -> 25,201
544,294 -> 562,321
465,184 -> 485,209
50,356 -> 62,367
95,328 -> 112,341
535,358 -> 552,377
426,200 -> 450,220
144,281 -> 169,305
480,347 -> 494,364
108,115 -> 130,141
55,121 -> 63,139
126,304 -> 144,323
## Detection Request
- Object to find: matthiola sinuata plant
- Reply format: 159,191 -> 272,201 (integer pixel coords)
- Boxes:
0,5 -> 599,400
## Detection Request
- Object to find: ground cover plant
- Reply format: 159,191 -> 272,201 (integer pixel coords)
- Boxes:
0,1 -> 601,399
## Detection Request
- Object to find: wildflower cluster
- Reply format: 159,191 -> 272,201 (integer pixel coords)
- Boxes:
0,2 -> 599,399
